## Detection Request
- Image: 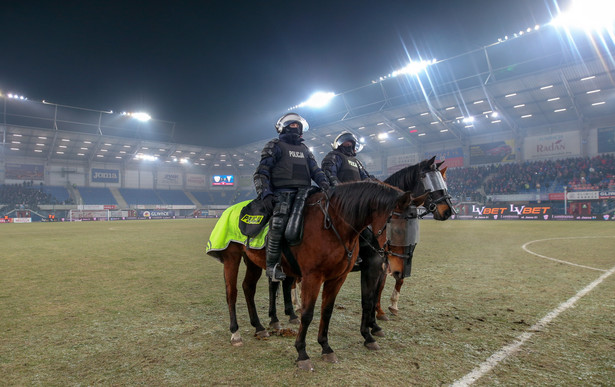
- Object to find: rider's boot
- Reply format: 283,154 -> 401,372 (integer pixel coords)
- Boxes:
266,215 -> 286,282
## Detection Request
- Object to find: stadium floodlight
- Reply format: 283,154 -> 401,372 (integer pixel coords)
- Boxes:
290,91 -> 336,110
550,0 -> 615,31
393,59 -> 437,77
122,111 -> 152,121
131,112 -> 151,122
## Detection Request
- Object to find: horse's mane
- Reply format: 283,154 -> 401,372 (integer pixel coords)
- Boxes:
328,181 -> 402,227
384,156 -> 434,193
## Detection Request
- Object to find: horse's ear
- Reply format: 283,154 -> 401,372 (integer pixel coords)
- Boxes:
440,166 -> 448,179
436,161 -> 444,169
412,192 -> 428,207
428,155 -> 436,165
400,191 -> 415,207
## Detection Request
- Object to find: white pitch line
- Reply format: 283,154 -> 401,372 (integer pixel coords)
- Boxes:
451,236 -> 615,387
522,236 -> 612,272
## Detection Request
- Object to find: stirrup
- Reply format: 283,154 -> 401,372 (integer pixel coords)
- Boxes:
266,263 -> 286,282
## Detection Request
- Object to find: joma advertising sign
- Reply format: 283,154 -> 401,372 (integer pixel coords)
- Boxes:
91,168 -> 120,183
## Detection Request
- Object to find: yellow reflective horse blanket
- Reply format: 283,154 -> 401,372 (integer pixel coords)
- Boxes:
205,200 -> 268,261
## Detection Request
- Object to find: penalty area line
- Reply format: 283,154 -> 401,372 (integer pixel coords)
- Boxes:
451,263 -> 615,387
522,237 -> 612,272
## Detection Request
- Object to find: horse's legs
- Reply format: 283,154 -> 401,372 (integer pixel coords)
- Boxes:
291,279 -> 302,313
389,278 -> 404,316
282,276 -> 299,323
241,257 -> 268,338
222,253 -> 243,346
359,250 -> 386,349
267,278 -> 282,329
361,253 -> 387,344
294,277 -> 321,371
375,269 -> 390,321
317,276 -> 347,363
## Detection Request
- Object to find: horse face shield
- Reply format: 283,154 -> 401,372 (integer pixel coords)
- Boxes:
422,170 -> 456,218
386,205 -> 420,279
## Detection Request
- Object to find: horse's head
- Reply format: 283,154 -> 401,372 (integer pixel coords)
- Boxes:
419,157 -> 455,221
384,192 -> 426,280
383,156 -> 455,221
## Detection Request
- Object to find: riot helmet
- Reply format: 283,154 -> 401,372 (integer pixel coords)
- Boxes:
331,131 -> 363,154
275,113 -> 309,136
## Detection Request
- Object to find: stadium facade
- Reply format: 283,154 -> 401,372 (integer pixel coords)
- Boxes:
1,23 -> 614,221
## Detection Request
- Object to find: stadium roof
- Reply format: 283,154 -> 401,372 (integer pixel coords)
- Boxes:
2,23 -> 614,172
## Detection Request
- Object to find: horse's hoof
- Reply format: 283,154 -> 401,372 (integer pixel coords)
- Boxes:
365,342 -> 380,351
376,314 -> 389,321
322,352 -> 338,363
231,332 -> 243,346
255,329 -> 270,339
231,338 -> 243,346
372,329 -> 385,337
296,359 -> 314,371
269,321 -> 282,330
388,306 -> 399,316
289,317 -> 300,325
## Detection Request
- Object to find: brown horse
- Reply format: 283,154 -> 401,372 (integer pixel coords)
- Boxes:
273,156 -> 454,346
207,180 -> 425,370
375,157 -> 454,320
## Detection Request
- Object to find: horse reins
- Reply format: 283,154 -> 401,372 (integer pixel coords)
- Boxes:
309,197 -> 356,260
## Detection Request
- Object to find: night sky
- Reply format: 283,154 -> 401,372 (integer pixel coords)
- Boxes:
0,0 -> 567,147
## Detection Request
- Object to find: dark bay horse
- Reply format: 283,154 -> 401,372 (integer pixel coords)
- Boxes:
376,157 -> 454,319
268,156 -> 454,348
207,180 -> 424,370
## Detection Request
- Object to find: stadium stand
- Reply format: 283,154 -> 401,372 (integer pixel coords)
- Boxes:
209,191 -> 233,205
78,187 -> 118,205
446,155 -> 615,207
0,183 -> 74,208
118,188 -> 163,206
190,191 -> 213,206
41,186 -> 72,204
156,189 -> 194,205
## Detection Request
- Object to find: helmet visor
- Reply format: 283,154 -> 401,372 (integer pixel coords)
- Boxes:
334,132 -> 363,152
276,113 -> 309,133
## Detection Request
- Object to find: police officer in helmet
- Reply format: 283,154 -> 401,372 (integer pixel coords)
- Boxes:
254,113 -> 330,282
321,131 -> 371,186
322,131 -> 374,265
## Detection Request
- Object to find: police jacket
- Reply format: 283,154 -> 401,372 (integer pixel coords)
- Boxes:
254,133 -> 329,198
321,148 -> 370,186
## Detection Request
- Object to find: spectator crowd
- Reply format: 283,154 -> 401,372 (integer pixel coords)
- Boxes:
0,182 -> 72,209
446,154 -> 615,201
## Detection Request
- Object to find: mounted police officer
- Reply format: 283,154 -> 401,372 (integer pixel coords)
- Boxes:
254,113 -> 330,282
321,131 -> 371,186
322,131 -> 373,265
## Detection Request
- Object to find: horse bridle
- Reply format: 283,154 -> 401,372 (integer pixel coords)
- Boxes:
419,167 -> 456,218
